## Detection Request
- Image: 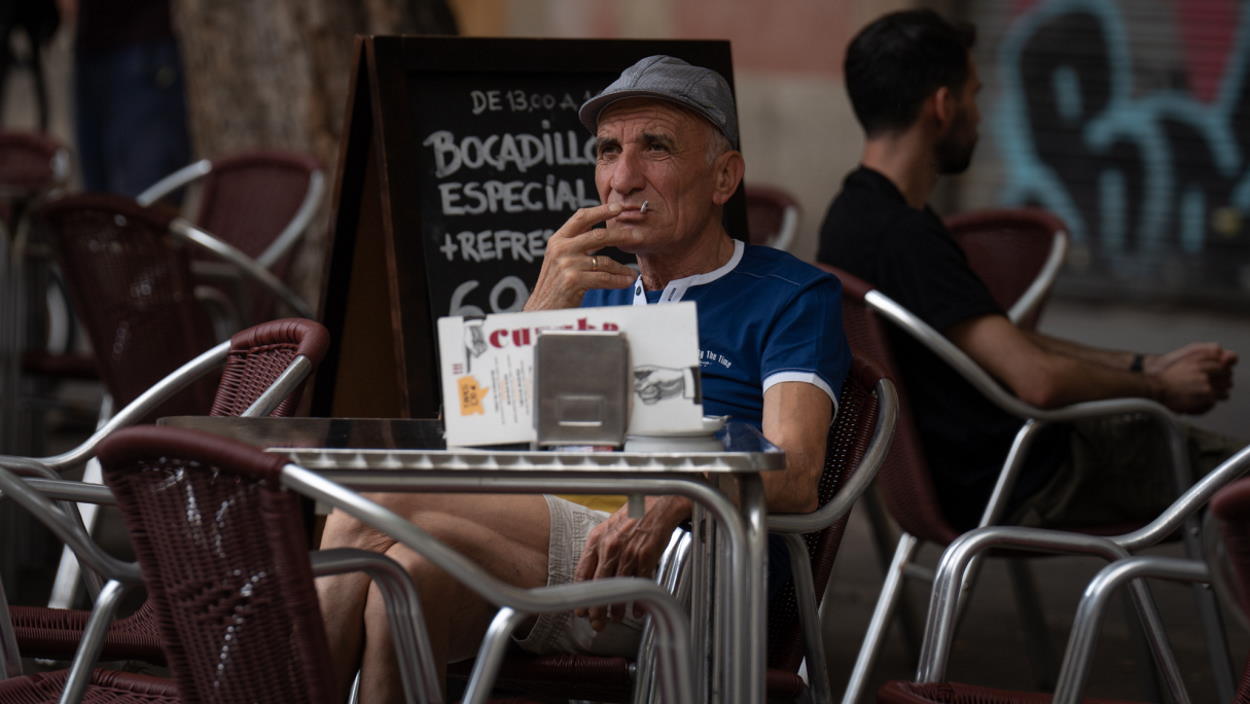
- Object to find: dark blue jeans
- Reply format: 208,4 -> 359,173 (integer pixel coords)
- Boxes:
74,37 -> 190,196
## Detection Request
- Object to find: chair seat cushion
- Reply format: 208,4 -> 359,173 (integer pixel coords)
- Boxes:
10,603 -> 165,663
0,669 -> 179,702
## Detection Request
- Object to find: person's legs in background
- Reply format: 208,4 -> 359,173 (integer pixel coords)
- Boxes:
74,37 -> 189,196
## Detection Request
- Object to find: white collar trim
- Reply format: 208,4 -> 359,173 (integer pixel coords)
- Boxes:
631,240 -> 745,305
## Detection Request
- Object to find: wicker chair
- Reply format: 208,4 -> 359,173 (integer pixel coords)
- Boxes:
876,443 -> 1250,703
38,193 -> 219,417
6,425 -> 666,703
448,356 -> 898,703
136,150 -> 323,325
2,317 -> 329,669
0,425 -> 447,704
745,183 -> 801,252
944,208 -> 1069,331
822,264 -> 1232,703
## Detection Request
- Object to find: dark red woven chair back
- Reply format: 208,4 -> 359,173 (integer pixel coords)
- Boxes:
36,193 -> 218,415
99,425 -> 338,704
745,184 -> 797,247
196,151 -> 318,266
211,318 -> 329,417
766,356 -> 886,670
944,208 -> 1066,331
816,264 -> 960,545
193,151 -> 319,322
1211,478 -> 1250,703
0,130 -> 63,193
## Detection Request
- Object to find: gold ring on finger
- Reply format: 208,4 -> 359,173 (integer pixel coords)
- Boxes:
590,255 -> 598,271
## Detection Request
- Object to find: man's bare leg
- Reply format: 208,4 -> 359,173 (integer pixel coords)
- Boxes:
317,493 -> 553,704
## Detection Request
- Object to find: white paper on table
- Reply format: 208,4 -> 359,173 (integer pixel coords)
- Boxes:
437,302 -> 703,446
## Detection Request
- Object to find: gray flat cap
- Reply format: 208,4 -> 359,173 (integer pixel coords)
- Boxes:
579,55 -> 739,148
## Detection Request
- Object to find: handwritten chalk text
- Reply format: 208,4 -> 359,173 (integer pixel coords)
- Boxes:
423,125 -> 596,179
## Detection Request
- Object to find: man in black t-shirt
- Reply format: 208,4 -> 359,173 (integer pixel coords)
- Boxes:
818,9 -> 1239,529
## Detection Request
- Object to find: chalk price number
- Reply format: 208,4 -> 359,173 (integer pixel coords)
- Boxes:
449,276 -> 529,316
471,89 -> 584,115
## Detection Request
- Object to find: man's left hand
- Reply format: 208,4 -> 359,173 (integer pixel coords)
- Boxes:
574,495 -> 692,630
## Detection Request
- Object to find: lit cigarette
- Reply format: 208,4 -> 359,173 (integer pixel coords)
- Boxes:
640,200 -> 649,214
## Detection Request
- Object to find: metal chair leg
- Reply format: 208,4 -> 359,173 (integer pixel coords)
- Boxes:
862,490 -> 924,659
841,534 -> 919,704
1182,512 -> 1235,702
47,395 -> 113,609
783,533 -> 832,704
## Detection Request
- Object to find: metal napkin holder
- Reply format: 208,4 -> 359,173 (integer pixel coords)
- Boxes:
533,330 -> 629,447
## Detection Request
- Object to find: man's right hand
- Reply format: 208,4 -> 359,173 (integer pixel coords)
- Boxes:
524,204 -> 637,311
1149,342 -> 1237,414
573,495 -> 691,631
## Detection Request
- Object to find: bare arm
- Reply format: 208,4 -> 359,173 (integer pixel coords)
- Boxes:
760,381 -> 832,514
1022,330 -> 1237,380
950,314 -> 1233,413
1022,330 -> 1137,369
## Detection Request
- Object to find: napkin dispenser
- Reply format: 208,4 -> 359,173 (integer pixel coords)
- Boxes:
534,330 -> 629,447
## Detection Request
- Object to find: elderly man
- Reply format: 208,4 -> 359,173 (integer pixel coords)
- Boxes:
318,55 -> 850,702
818,9 -> 1238,529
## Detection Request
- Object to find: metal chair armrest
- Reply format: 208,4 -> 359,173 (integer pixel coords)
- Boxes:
0,468 -> 141,584
1119,443 -> 1250,550
867,286 -> 1205,532
193,282 -> 244,340
135,159 -> 213,206
171,219 -> 313,318
18,477 -> 116,504
36,340 -> 230,471
258,169 -> 325,268
768,377 -> 897,534
1006,229 -> 1068,325
770,203 -> 799,252
916,527 -> 1209,700
1052,555 -> 1207,704
865,289 -> 1178,425
241,355 -> 313,417
916,525 -> 1128,682
914,447 -> 1250,686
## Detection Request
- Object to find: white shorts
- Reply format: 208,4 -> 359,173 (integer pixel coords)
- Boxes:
513,495 -> 686,656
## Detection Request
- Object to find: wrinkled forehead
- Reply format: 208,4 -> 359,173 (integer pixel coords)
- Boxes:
596,97 -> 717,141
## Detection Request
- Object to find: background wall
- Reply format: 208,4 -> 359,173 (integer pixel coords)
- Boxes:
962,0 -> 1250,308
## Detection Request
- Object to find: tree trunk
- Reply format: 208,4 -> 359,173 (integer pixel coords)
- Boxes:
170,0 -> 457,301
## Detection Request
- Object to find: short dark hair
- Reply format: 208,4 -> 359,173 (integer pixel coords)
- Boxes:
844,9 -> 976,136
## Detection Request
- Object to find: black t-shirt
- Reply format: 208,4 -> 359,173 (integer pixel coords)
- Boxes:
817,166 -> 1058,527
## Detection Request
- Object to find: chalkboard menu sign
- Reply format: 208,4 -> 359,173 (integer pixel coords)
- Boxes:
313,36 -> 742,419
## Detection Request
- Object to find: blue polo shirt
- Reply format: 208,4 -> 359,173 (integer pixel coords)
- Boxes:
581,240 -> 850,427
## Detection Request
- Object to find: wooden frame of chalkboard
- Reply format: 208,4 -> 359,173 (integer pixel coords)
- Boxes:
312,36 -> 744,419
